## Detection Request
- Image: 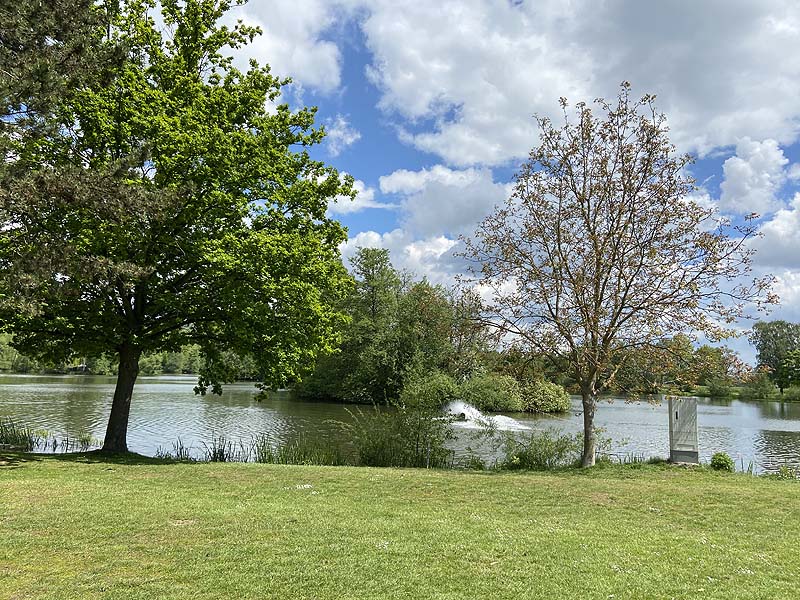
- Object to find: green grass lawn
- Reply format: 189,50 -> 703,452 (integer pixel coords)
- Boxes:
1,453 -> 799,599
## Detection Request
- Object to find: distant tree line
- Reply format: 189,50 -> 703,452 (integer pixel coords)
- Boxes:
0,334 -> 262,378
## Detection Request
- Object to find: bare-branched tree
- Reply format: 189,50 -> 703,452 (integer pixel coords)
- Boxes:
462,83 -> 776,466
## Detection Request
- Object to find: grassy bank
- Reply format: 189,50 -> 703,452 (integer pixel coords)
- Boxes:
1,453 -> 799,599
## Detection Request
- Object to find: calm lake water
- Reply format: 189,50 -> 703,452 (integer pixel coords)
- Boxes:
2,373 -> 800,472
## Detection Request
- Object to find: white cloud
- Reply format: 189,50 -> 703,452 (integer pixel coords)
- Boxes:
380,165 -> 510,237
379,165 -> 486,194
788,163 -> 800,181
325,114 -> 361,156
753,193 -> 800,268
210,2 -> 800,169
222,1 -> 347,93
357,1 -> 800,166
341,229 -> 459,285
771,270 -> 800,321
328,177 -> 395,215
719,138 -> 789,214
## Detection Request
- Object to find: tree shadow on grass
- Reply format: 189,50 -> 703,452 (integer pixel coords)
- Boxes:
0,449 -> 174,468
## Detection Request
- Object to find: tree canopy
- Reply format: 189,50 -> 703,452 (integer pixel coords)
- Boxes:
0,0 -> 353,452
750,320 -> 800,393
463,83 -> 775,466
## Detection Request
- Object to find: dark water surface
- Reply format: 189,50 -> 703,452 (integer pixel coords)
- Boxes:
2,374 -> 800,472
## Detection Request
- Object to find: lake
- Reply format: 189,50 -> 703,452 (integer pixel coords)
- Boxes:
2,374 -> 800,472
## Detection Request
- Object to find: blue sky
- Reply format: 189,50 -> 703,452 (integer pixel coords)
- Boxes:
220,0 -> 800,362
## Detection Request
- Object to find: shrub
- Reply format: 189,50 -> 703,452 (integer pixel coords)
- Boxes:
740,373 -> 776,400
710,452 -> 735,472
400,370 -> 459,409
501,428 -> 582,470
521,379 -> 571,413
774,465 -> 799,480
782,386 -> 800,402
707,377 -> 733,398
459,373 -> 524,412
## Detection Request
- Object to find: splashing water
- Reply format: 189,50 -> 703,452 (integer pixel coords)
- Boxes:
444,401 -> 529,431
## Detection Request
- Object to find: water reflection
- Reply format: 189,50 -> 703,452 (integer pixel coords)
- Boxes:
1,374 -> 800,472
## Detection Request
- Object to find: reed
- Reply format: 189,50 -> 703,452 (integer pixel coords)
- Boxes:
251,433 -> 350,466
0,418 -> 40,451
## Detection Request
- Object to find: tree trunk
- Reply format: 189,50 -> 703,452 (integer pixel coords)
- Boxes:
581,390 -> 596,467
101,343 -> 141,453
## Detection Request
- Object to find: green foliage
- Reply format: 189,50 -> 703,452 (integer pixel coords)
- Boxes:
400,370 -> 460,409
0,1 -> 119,137
710,452 -> 735,472
707,377 -> 733,398
521,379 -> 571,413
784,349 -> 800,389
155,438 -> 196,462
501,428 -> 582,470
201,436 -> 253,463
750,321 -> 800,393
773,465 -> 799,480
740,372 -> 776,400
343,406 -> 455,469
86,354 -> 117,376
462,84 -> 772,468
297,248 -> 493,405
781,386 -> 800,402
459,373 -> 524,412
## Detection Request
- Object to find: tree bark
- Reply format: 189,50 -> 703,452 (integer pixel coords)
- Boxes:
581,390 -> 596,467
101,343 -> 141,453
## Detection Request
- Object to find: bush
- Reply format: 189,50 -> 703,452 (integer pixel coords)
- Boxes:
710,452 -> 735,472
521,379 -> 571,413
459,373 -> 524,412
501,428 -> 582,470
740,373 -> 776,400
399,370 -> 459,409
774,465 -> 799,480
707,377 -> 733,398
781,386 -> 800,402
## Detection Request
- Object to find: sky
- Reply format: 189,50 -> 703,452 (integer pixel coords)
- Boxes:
219,0 -> 800,363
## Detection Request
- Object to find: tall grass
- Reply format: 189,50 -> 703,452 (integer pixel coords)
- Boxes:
0,418 -> 41,451
252,434 -> 350,466
341,406 -> 455,469
155,438 -> 196,461
201,436 -> 252,462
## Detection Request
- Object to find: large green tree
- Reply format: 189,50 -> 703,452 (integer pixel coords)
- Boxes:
463,84 -> 774,466
750,321 -> 800,394
0,0 -> 353,452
